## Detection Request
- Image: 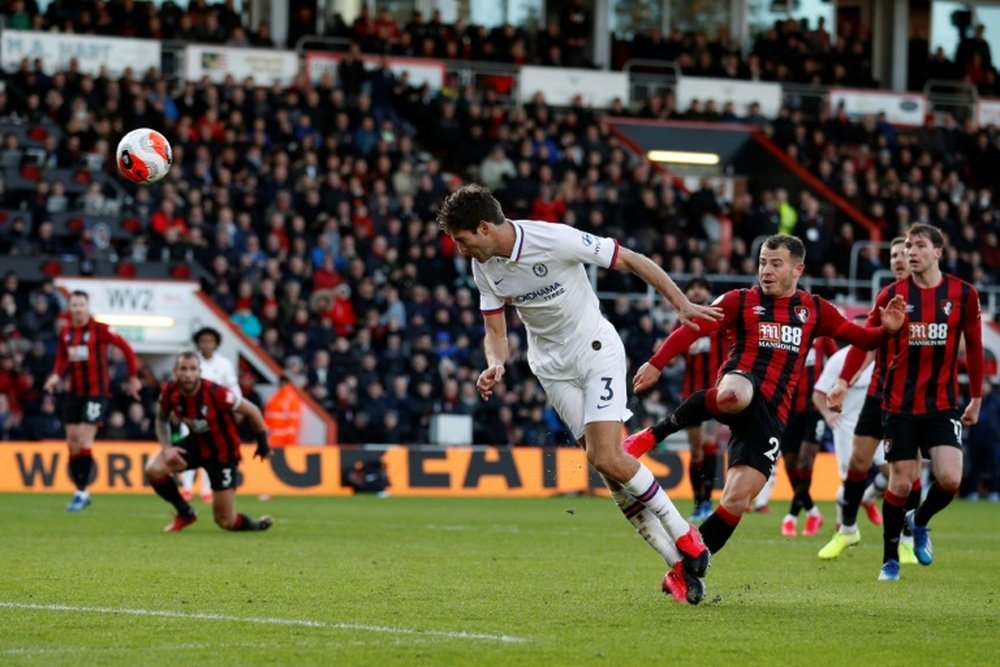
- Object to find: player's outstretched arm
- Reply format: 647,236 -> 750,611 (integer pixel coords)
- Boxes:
103,324 -> 142,398
614,247 -> 723,330
877,294 -> 907,333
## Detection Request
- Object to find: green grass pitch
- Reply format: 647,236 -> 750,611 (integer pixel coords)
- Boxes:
1,492 -> 997,665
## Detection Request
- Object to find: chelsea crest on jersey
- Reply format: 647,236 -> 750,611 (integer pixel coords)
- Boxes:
472,219 -> 620,379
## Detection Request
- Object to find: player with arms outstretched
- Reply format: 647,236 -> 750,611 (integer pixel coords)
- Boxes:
145,352 -> 273,533
438,184 -> 722,604
623,235 -> 905,573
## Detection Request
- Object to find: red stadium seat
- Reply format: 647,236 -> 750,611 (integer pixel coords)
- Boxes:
169,264 -> 192,279
115,262 -> 138,277
40,260 -> 62,276
19,165 -> 42,181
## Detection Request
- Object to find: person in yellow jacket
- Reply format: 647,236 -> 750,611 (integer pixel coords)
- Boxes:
776,188 -> 798,235
264,376 -> 302,446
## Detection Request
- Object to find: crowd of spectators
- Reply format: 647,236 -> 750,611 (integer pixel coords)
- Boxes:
6,0 -> 993,94
0,4 -> 997,464
6,0 -> 1000,102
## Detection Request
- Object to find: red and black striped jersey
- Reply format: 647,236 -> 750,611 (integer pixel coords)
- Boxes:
790,337 -> 839,414
651,286 -> 887,425
679,324 -> 728,398
868,275 -> 983,415
159,379 -> 243,464
53,318 -> 138,397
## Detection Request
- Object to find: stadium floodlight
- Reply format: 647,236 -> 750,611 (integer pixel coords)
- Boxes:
94,314 -> 176,328
646,150 -> 720,165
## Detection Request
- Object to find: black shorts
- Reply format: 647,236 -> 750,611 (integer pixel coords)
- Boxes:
176,438 -> 240,492
854,394 -> 884,439
882,410 -> 963,462
724,373 -> 785,477
63,396 -> 109,425
780,410 -> 824,453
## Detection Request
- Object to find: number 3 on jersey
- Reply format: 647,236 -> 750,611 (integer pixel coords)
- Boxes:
596,377 -> 614,409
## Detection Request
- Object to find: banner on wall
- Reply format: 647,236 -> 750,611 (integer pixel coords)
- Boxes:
183,44 -> 299,85
0,30 -> 160,77
518,66 -> 628,108
0,442 -> 842,500
976,97 -> 1000,128
304,52 -> 445,90
828,88 -> 928,126
55,277 -> 203,352
676,76 -> 783,118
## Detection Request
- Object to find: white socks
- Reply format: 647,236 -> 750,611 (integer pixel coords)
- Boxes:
755,468 -> 777,509
622,465 -> 690,541
610,488 -> 680,566
180,468 -> 196,490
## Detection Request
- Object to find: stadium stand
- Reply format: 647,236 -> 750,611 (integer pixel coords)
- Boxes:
0,2 -> 996,497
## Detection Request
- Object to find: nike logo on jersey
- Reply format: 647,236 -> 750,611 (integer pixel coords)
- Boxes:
597,403 -> 610,409
494,277 -> 505,285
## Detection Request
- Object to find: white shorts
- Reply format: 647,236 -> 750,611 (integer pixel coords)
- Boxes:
540,326 -> 632,440
833,419 -> 886,479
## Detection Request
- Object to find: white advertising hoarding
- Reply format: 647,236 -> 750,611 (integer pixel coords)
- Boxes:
183,44 -> 299,85
304,52 -> 445,90
1,30 -> 160,77
976,98 -> 1000,128
828,88 -> 928,126
675,76 -> 783,118
518,66 -> 628,108
55,278 -> 202,352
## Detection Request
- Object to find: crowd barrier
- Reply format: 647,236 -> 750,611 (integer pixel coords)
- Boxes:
0,442 -> 844,499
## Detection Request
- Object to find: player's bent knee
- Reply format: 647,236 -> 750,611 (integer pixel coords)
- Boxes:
715,388 -> 748,413
936,476 -> 961,494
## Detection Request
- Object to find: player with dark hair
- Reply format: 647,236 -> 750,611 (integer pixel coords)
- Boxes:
623,234 -> 906,569
778,335 -> 838,537
828,224 -> 983,581
145,351 -> 273,533
438,184 -> 722,604
43,290 -> 142,512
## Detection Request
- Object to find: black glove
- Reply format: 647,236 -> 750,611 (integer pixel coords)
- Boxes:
254,432 -> 271,460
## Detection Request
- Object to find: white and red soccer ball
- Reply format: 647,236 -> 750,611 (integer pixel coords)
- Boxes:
116,128 -> 172,184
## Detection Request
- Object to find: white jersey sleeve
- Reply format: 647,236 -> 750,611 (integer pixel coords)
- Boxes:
472,261 -> 505,313
540,223 -> 620,269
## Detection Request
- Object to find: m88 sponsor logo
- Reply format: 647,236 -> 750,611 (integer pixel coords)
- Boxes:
758,322 -> 803,351
908,321 -> 949,346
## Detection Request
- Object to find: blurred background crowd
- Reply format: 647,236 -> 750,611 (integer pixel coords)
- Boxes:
0,0 -> 997,498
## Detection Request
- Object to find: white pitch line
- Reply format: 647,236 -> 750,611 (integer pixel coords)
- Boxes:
0,601 -> 527,644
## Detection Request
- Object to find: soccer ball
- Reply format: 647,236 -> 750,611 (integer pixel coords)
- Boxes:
116,128 -> 172,184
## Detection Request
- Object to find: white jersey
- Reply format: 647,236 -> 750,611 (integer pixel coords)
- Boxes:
814,347 -> 871,420
472,219 -> 620,380
814,346 -> 873,477
197,351 -> 242,398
